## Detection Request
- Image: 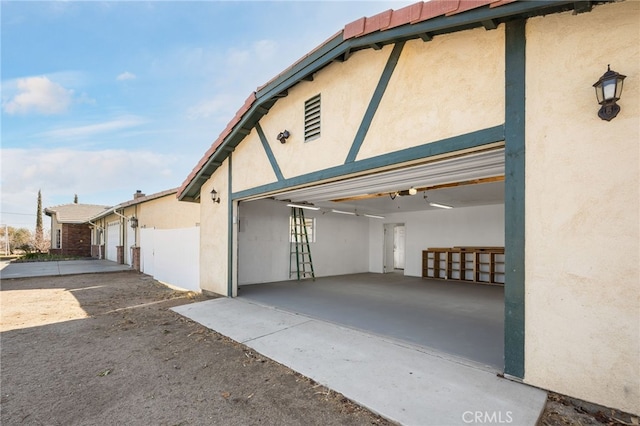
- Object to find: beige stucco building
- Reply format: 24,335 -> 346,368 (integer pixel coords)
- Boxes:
89,189 -> 201,291
178,0 -> 639,416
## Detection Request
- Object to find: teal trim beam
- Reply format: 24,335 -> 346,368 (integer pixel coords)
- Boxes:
256,123 -> 285,181
232,125 -> 504,200
227,153 -> 234,298
504,19 -> 526,379
345,42 -> 405,163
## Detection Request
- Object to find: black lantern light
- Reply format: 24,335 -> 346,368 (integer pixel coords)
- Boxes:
593,65 -> 626,121
211,188 -> 221,204
130,216 -> 138,228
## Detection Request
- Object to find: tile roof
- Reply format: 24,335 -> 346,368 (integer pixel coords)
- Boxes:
177,0 -> 578,201
44,204 -> 110,224
343,0 -> 517,39
88,187 -> 181,221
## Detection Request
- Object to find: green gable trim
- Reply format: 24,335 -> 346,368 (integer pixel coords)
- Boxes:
504,19 -> 526,379
228,153 -> 234,298
345,42 -> 405,164
256,123 -> 285,181
232,125 -> 504,200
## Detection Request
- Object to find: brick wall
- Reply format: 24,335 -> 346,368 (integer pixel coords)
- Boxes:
60,224 -> 92,257
132,246 -> 141,271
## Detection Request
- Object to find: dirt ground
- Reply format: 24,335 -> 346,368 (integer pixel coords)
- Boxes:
0,271 -> 631,425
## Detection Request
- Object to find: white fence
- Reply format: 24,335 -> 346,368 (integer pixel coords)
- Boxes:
139,227 -> 200,292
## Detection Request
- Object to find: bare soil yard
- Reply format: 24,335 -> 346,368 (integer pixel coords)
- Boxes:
0,271 -> 629,425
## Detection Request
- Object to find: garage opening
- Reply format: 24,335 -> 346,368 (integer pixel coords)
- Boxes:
235,148 -> 505,370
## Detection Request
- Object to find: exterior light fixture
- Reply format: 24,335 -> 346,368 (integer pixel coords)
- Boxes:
277,130 -> 290,143
287,203 -> 319,211
211,188 -> 221,204
593,65 -> 626,121
130,217 -> 138,228
408,187 -> 418,195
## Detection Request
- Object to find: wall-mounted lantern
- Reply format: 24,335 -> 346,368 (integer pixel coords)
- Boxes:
130,217 -> 138,228
593,65 -> 626,121
211,188 -> 221,204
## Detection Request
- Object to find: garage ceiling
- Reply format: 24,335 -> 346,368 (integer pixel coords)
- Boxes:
262,148 -> 506,215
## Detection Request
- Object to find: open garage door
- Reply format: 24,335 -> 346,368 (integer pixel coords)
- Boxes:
235,147 -> 506,369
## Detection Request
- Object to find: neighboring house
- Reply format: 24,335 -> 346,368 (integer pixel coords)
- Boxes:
88,189 -> 200,291
44,203 -> 110,257
177,0 -> 638,417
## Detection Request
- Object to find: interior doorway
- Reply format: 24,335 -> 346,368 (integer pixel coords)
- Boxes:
384,223 -> 405,273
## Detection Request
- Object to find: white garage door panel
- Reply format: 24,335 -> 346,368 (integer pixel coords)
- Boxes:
106,221 -> 119,262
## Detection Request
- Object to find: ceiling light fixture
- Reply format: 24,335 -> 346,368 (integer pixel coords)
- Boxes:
429,202 -> 453,209
331,209 -> 356,215
287,203 -> 320,211
363,214 -> 385,219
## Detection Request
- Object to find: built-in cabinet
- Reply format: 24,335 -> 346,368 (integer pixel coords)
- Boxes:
422,247 -> 505,285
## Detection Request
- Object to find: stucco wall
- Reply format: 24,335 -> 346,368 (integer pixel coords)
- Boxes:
524,1 -> 639,415
232,127 -> 279,192
199,161 -> 230,296
359,26 -> 505,161
137,195 -> 200,230
250,45 -> 391,182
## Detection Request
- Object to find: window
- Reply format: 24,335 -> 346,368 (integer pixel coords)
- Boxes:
290,216 -> 315,243
304,94 -> 321,142
55,229 -> 61,249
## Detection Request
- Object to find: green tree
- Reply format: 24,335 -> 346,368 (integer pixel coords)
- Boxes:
35,190 -> 44,252
7,227 -> 32,254
74,194 -> 78,204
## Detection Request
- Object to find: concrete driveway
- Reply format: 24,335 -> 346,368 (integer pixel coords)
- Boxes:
0,259 -> 132,279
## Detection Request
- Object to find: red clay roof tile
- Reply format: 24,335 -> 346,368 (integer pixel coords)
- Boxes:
344,17 -> 366,39
361,10 -> 393,36
446,0 -> 494,16
388,2 -> 424,29
490,0 -> 517,8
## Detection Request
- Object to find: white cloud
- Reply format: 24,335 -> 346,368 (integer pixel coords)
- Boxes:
40,116 -> 147,139
2,76 -> 74,115
116,71 -> 136,81
186,94 -> 240,120
253,39 -> 278,62
1,148 -> 181,228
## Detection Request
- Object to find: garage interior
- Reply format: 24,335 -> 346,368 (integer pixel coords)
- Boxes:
236,147 -> 506,370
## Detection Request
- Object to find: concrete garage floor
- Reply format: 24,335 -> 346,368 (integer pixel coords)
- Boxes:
238,272 -> 504,370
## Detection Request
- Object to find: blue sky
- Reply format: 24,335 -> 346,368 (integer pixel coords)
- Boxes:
1,0 -> 409,229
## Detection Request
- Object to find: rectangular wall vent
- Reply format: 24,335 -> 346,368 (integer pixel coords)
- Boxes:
304,94 -> 321,142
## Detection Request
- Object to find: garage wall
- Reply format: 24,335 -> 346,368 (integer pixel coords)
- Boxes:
238,199 -> 369,284
369,204 -> 505,276
524,1 -> 639,415
200,162 -> 230,296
